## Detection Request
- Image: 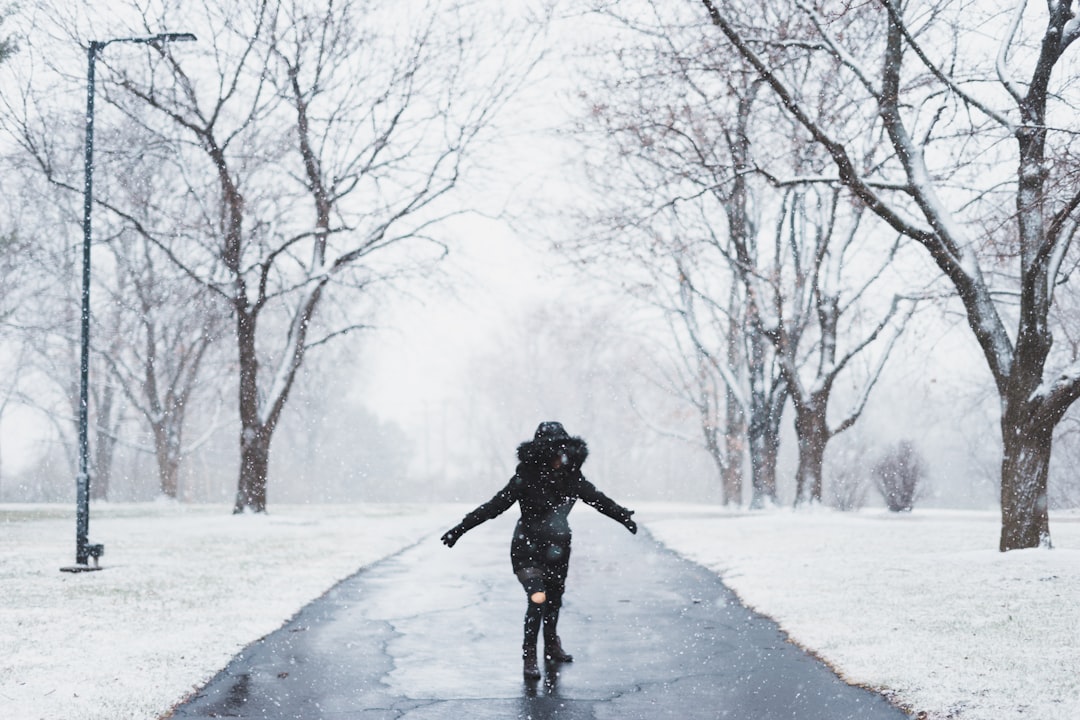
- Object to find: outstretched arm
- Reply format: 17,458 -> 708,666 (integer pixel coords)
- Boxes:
575,477 -> 637,534
441,480 -> 517,547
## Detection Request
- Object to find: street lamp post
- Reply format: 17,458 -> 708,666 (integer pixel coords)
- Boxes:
62,32 -> 196,573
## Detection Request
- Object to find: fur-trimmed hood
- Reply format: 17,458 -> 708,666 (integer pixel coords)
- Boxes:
516,421 -> 588,469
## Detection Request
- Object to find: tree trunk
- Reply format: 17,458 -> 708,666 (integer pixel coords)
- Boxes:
234,307 -> 268,513
747,374 -> 786,508
700,409 -> 730,504
159,452 -> 180,499
152,421 -> 181,499
90,382 -> 117,501
235,424 -> 271,513
748,406 -> 782,508
793,400 -> 828,506
999,407 -> 1053,551
723,286 -> 745,505
723,394 -> 745,506
747,424 -> 769,508
746,309 -> 781,508
760,407 -> 782,506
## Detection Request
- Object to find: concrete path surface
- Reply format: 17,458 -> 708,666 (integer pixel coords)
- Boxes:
169,511 -> 911,719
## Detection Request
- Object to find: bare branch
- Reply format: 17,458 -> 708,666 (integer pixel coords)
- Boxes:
700,0 -> 937,243
877,0 -> 1014,130
831,299 -> 916,436
995,0 -> 1028,106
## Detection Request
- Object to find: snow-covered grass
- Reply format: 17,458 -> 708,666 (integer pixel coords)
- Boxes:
642,504 -> 1080,720
3,502 -> 1077,720
0,501 -> 449,720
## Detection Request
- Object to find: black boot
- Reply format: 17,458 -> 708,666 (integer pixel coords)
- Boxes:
523,644 -> 541,678
544,635 -> 574,663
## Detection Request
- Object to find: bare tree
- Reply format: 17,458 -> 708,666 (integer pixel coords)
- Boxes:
702,0 -> 1080,549
761,187 -> 915,505
720,283 -> 747,504
92,0 -> 534,512
670,256 -> 788,506
569,8 -> 787,506
618,258 -> 748,505
98,230 -> 229,498
1,53 -> 231,501
657,277 -> 746,505
574,1 -> 911,507
0,132 -> 89,496
88,326 -> 122,500
87,114 -> 232,498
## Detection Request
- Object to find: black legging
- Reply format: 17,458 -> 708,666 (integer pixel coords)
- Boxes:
512,531 -> 571,648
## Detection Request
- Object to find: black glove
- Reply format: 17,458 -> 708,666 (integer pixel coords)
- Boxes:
622,510 -> 637,535
441,524 -> 466,548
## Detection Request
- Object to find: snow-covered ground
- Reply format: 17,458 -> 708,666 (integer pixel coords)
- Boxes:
2,502 -> 1077,720
0,502 -> 450,720
643,504 -> 1080,720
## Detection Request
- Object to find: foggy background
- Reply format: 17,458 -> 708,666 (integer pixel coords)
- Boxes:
0,208 -> 1016,511
2,0 -> 1078,514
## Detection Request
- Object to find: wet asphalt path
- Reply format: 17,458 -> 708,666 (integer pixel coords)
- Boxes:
169,512 -> 911,719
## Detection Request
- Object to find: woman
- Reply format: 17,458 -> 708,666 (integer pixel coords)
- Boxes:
441,421 -> 637,678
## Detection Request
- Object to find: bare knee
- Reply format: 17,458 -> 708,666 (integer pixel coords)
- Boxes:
517,567 -> 546,604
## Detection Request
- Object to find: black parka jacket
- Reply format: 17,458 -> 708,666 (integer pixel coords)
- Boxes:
452,431 -> 635,556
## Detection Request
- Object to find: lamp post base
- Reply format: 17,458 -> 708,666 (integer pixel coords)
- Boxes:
60,543 -> 105,573
60,564 -> 103,573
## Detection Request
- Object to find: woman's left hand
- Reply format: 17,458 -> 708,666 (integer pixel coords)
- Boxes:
441,525 -> 465,547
